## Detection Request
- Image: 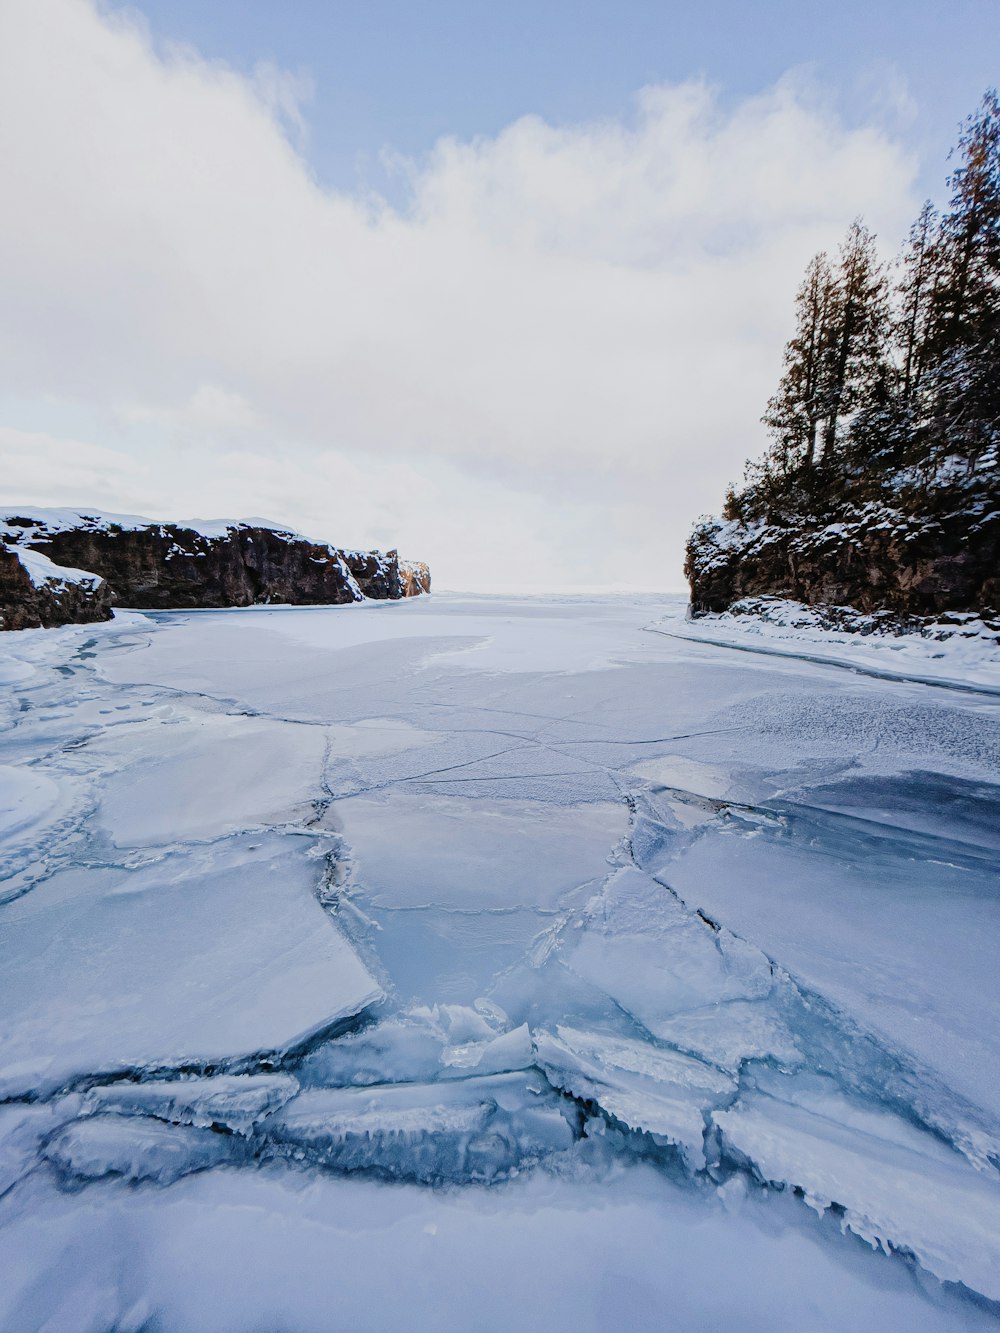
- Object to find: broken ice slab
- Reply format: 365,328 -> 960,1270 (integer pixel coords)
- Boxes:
334,793 -> 627,910
650,1001 -> 800,1075
714,1073 -> 1000,1303
87,712 -> 329,847
298,1014 -> 450,1088
0,835 -> 383,1099
663,792 -> 1000,1120
268,1070 -> 576,1183
85,1074 -> 300,1134
0,1098 -> 83,1197
535,1025 -> 735,1171
559,867 -> 785,1047
45,1116 -> 237,1187
440,1023 -> 534,1076
298,1006 -> 523,1089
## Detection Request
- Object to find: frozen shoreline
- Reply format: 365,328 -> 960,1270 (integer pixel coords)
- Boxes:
657,596 -> 1000,693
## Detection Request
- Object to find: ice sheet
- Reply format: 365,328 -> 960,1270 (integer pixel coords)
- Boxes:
0,836 -> 382,1097
88,713 -> 329,846
1,592 -> 999,1323
715,1074 -> 1000,1300
335,793 -> 626,909
0,1167 -> 992,1333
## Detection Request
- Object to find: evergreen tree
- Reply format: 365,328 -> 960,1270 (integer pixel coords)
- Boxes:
727,90 -> 1000,528
933,89 -> 1000,352
762,252 -> 836,472
924,91 -> 1000,470
760,222 -> 889,487
820,219 -> 891,459
896,200 -> 941,408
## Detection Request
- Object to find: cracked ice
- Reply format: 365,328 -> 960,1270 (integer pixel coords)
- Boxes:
1,596 -> 999,1331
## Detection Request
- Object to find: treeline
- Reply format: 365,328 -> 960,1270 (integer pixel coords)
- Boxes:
726,91 -> 1000,524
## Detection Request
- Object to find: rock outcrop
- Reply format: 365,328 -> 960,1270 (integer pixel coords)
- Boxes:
1,510 -> 430,631
0,543 -> 113,631
687,471 -> 1000,621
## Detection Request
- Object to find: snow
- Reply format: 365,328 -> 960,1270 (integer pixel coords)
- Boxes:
665,597 -> 1000,692
0,592 -> 998,1326
3,1167 -> 991,1333
11,544 -> 102,589
0,506 -> 301,544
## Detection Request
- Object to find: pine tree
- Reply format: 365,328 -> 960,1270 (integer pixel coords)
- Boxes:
761,251 -> 836,472
728,90 -> 1000,529
935,90 -> 1000,349
820,220 -> 891,459
896,201 -> 941,407
922,91 -> 1000,470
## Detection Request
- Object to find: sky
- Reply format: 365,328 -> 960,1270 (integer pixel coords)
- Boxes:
1,0 -> 997,591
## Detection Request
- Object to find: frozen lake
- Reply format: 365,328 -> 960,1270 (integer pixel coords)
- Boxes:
1,593 -> 999,1331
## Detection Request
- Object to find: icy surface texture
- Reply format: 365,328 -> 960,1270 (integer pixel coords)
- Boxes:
0,836 -> 382,1099
1,594 -> 999,1328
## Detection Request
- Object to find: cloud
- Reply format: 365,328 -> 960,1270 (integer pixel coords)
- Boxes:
0,0 -> 920,590
115,384 -> 261,435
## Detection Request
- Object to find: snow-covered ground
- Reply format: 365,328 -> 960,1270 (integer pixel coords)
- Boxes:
1,594 -> 999,1330
666,596 -> 1000,692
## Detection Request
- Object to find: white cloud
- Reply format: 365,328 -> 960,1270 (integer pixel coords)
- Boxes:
115,384 -> 261,434
0,0 -> 920,590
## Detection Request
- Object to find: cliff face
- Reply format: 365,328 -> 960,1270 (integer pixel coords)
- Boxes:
0,543 -> 113,631
687,471 -> 1000,621
1,510 -> 430,631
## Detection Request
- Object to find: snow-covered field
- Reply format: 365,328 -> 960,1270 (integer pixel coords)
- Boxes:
1,594 -> 998,1331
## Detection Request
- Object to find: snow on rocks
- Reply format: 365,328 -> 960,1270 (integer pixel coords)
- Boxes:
12,545 -> 103,591
0,506 -> 429,629
0,542 -> 112,631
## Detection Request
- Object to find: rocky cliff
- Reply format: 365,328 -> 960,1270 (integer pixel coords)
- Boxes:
0,543 -> 113,631
1,510 -> 430,631
687,467 -> 1000,622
